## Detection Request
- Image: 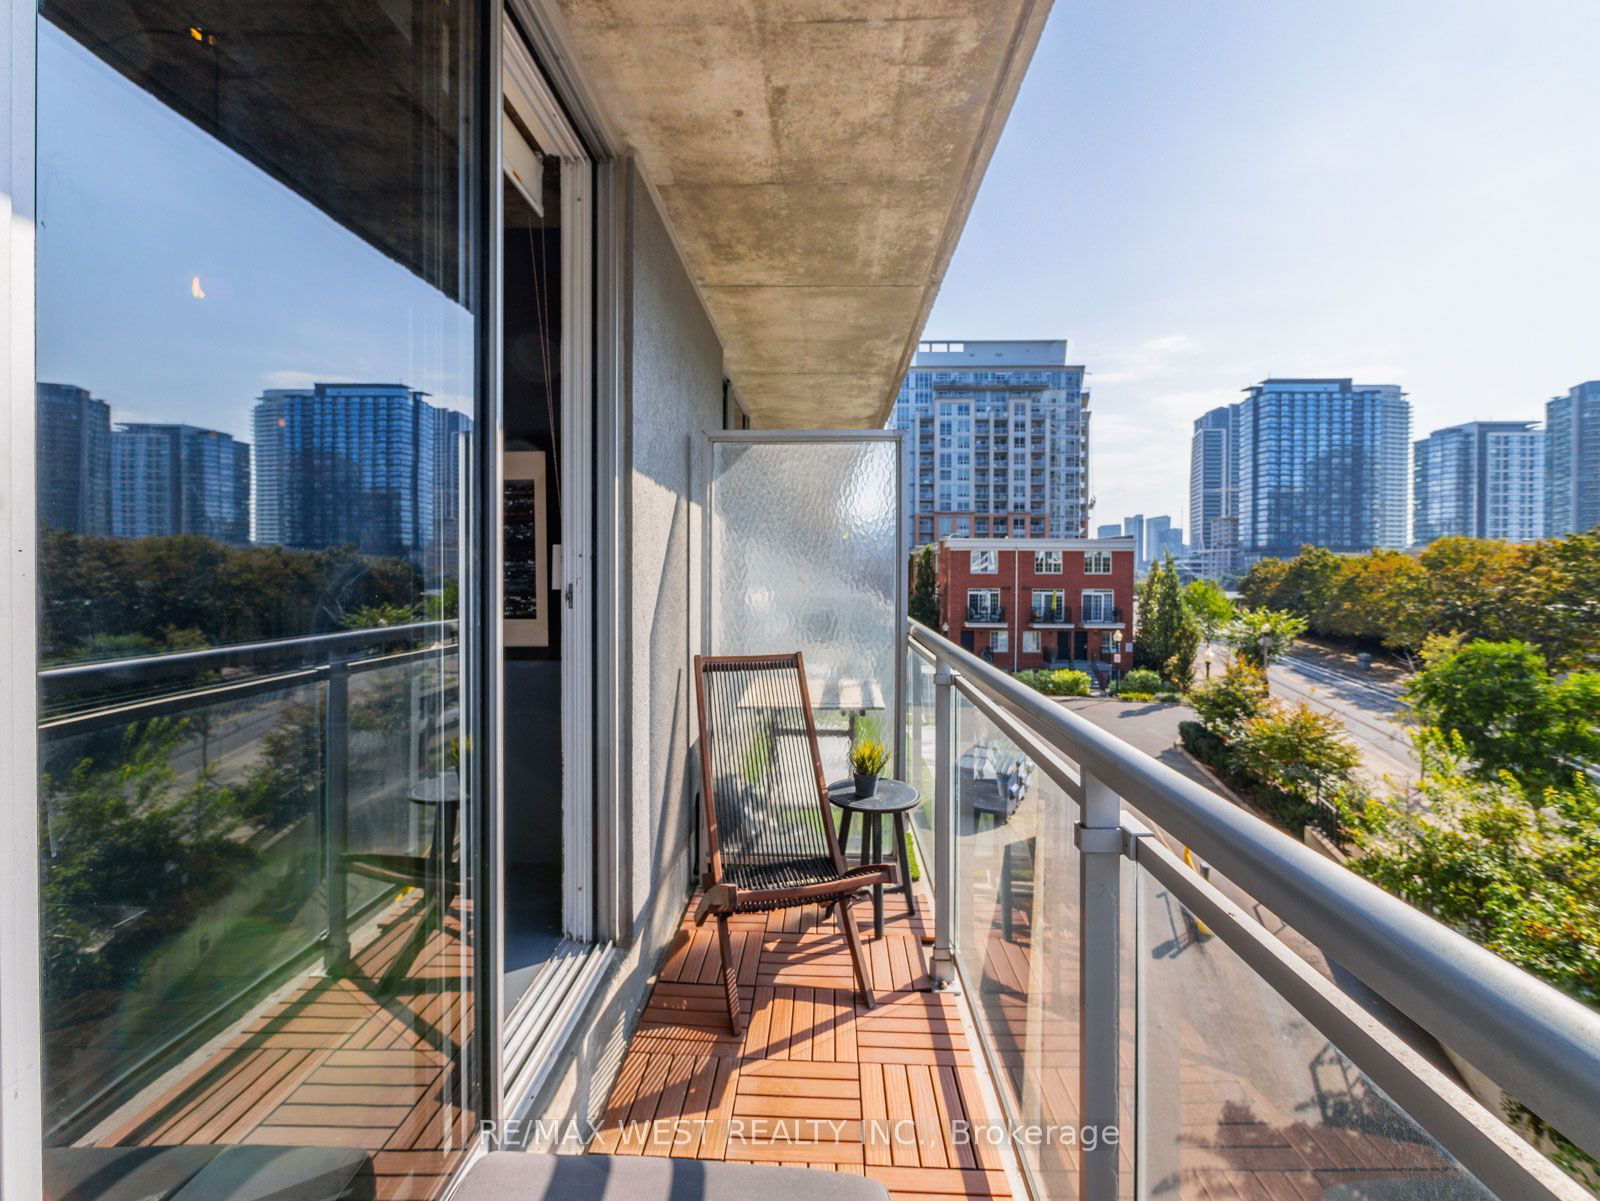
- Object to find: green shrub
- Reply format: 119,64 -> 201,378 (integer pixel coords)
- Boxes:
1117,691 -> 1156,702
1179,719 -> 1225,763
1016,668 -> 1091,697
1189,662 -> 1269,738
1118,668 -> 1164,695
1156,691 -> 1181,704
1349,758 -> 1600,1007
1233,704 -> 1363,833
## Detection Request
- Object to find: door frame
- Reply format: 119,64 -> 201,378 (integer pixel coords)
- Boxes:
501,14 -> 594,947
1,1 -> 43,1194
494,18 -> 611,1120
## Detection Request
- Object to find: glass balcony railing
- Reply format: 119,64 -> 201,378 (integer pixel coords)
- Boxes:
906,621 -> 1600,1201
966,604 -> 1006,624
36,624 -> 463,1147
1082,606 -> 1124,626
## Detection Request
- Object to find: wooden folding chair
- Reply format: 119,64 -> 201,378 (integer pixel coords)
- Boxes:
692,652 -> 894,1033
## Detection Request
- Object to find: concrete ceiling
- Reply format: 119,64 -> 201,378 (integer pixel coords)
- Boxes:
553,0 -> 1052,428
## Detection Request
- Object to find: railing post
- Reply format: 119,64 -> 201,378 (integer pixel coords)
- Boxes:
930,660 -> 958,990
323,656 -> 351,971
1076,770 -> 1122,1198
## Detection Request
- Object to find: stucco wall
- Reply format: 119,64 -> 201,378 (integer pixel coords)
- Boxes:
621,163 -> 722,946
527,161 -> 723,1134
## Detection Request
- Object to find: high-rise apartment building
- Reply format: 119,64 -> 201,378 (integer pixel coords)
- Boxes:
1413,421 -> 1543,546
1095,522 -> 1123,539
1121,514 -> 1145,566
891,340 -> 1090,545
1147,515 -> 1184,561
1236,378 -> 1410,560
36,383 -> 111,536
1545,381 -> 1600,536
111,423 -> 251,543
1188,404 -> 1240,580
253,383 -> 470,561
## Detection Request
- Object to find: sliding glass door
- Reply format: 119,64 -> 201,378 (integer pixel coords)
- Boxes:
35,2 -> 487,1196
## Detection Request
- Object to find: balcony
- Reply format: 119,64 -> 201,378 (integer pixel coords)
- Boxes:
582,624 -> 1600,1201
1029,604 -> 1071,627
1081,607 -> 1124,627
36,625 -> 473,1196
966,605 -> 1007,627
41,605 -> 1600,1201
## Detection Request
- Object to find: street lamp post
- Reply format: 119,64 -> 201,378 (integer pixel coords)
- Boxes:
1204,646 -> 1215,680
1112,629 -> 1123,683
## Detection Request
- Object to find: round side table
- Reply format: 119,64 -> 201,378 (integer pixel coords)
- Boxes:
825,778 -> 920,938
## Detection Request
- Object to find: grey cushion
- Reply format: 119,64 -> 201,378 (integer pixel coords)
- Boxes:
457,1153 -> 889,1201
171,1146 -> 373,1201
44,1147 -> 223,1201
43,1145 -> 371,1201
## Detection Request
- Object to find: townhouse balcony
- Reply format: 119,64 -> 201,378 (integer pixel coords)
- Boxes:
966,606 -> 1007,627
1029,605 -> 1072,628
1081,607 -> 1125,627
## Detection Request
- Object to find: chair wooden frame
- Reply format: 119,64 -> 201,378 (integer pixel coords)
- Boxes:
692,651 -> 893,1033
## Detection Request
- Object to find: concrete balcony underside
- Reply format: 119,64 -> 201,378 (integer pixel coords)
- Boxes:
550,0 -> 1052,427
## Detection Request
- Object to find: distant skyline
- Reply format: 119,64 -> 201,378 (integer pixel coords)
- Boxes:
920,0 -> 1600,529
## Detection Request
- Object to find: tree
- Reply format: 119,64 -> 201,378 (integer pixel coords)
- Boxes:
1404,640 -> 1600,788
40,720 -> 256,1002
38,529 -> 424,663
1319,550 -> 1428,650
1273,545 -> 1348,627
1225,607 -> 1306,670
1238,557 -> 1290,610
1503,529 -> 1600,671
909,546 -> 939,627
1189,661 -> 1270,739
1181,578 -> 1235,643
1348,752 -> 1600,1007
1233,704 -> 1363,820
1134,553 -> 1200,688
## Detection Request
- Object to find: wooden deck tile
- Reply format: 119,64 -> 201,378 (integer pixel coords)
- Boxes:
84,895 -> 474,1198
589,889 -> 1014,1197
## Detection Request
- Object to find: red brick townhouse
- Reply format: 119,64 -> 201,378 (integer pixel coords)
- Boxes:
933,536 -> 1138,675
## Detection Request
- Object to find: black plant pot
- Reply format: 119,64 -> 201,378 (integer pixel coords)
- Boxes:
853,772 -> 878,799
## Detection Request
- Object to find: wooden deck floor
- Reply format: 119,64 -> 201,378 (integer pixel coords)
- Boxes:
591,890 -> 1017,1201
90,892 -> 476,1201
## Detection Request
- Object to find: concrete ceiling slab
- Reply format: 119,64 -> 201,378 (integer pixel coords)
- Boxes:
555,0 -> 1051,428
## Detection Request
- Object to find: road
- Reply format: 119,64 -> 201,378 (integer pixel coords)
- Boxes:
1057,694 -> 1464,1081
1266,650 -> 1419,789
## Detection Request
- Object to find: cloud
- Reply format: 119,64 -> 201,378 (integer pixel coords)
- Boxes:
1140,334 -> 1200,355
1085,333 -> 1204,385
261,369 -> 320,389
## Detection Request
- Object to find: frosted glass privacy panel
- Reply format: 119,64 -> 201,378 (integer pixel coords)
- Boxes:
709,437 -> 901,762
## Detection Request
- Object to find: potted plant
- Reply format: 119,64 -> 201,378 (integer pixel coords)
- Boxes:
849,738 -> 890,798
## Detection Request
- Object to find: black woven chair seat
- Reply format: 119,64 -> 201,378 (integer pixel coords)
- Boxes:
725,855 -> 837,892
693,652 -> 886,1029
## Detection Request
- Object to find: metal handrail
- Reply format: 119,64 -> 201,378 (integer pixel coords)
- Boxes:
909,620 -> 1600,1169
39,619 -> 457,681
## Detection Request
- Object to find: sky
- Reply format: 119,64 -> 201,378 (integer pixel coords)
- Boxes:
921,0 -> 1600,533
35,23 -> 476,443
